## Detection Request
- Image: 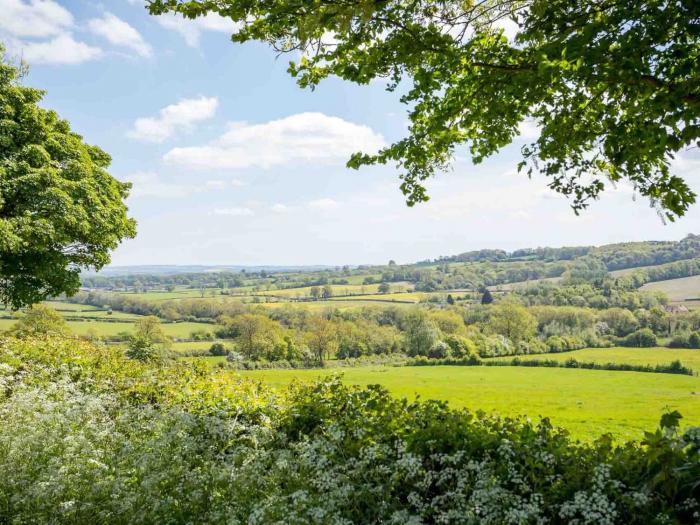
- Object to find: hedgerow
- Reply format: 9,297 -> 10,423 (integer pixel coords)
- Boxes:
1,337 -> 699,524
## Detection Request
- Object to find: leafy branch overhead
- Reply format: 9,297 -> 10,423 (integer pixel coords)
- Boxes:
148,0 -> 700,219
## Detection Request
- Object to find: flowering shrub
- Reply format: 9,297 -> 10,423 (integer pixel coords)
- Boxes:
1,337 -> 699,524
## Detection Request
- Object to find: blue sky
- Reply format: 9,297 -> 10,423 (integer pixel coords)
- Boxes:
3,0 -> 699,266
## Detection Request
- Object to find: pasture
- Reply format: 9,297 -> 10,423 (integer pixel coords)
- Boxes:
641,274 -> 700,303
235,365 -> 700,440
487,347 -> 700,372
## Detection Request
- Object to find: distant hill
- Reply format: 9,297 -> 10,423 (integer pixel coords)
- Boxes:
86,264 -> 337,277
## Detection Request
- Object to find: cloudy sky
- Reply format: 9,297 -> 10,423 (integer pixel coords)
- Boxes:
3,0 -> 699,266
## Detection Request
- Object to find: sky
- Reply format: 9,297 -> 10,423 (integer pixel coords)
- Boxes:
2,0 -> 699,266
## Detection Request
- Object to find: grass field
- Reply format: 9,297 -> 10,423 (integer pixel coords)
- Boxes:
641,274 -> 700,302
488,276 -> 562,292
0,317 -> 215,340
170,340 -> 231,353
487,347 -> 700,372
234,365 -> 700,440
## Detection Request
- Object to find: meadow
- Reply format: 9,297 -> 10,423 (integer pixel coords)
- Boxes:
487,346 -> 700,371
235,364 -> 700,440
641,274 -> 700,303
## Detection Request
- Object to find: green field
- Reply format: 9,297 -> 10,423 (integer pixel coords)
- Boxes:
0,316 -> 215,340
234,365 -> 700,440
487,347 -> 700,372
171,340 -> 229,353
641,274 -> 700,302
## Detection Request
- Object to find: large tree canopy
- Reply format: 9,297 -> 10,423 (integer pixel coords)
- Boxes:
148,0 -> 699,219
0,52 -> 136,309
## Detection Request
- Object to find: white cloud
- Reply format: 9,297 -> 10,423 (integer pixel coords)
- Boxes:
270,203 -> 290,213
126,171 -> 237,199
308,198 -> 339,210
230,179 -> 246,187
0,0 -> 73,38
163,112 -> 386,170
205,180 -> 227,189
88,12 -> 152,58
18,34 -> 102,65
156,12 -> 238,47
128,96 -> 219,143
0,1 -> 103,66
212,207 -> 254,217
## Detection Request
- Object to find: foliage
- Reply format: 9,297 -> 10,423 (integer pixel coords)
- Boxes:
0,50 -> 136,309
149,0 -> 700,220
8,304 -> 69,338
487,301 -> 537,342
669,332 -> 700,350
1,337 -> 700,523
620,328 -> 658,348
402,308 -> 440,356
126,316 -> 172,362
208,342 -> 229,356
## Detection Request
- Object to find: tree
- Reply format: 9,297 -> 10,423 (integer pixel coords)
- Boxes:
402,309 -> 440,356
598,308 -> 639,337
0,51 -> 136,309
309,286 -> 321,300
488,301 -> 537,342
305,316 -> 339,362
9,304 -> 69,338
429,309 -> 465,335
321,284 -> 333,299
446,294 -> 455,305
126,316 -> 172,362
227,313 -> 286,360
149,1 -> 699,220
378,282 -> 391,294
481,289 -> 494,305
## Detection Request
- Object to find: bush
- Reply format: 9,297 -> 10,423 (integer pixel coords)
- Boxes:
670,331 -> 700,349
545,335 -> 587,353
427,340 -> 450,358
620,328 -> 657,348
190,329 -> 214,341
443,334 -> 477,358
208,342 -> 228,356
669,332 -> 691,348
1,338 -> 699,524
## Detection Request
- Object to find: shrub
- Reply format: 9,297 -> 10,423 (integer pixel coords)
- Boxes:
427,340 -> 450,358
208,342 -> 228,356
443,334 -> 477,358
1,338 -> 699,524
621,328 -> 657,348
669,332 -> 691,348
690,332 -> 700,349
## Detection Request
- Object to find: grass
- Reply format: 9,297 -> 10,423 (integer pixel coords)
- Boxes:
233,365 -> 700,441
641,274 -> 700,302
486,347 -> 700,372
171,340 -> 230,353
0,317 -> 216,340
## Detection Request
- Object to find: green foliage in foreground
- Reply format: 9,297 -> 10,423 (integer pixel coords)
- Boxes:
1,337 -> 699,523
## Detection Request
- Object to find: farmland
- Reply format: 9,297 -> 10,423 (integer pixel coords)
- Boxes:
3,234 -> 700,444
235,364 -> 700,440
641,274 -> 700,304
487,346 -> 700,371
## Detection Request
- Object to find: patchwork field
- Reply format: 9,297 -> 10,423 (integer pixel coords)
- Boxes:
641,274 -> 700,303
487,347 -> 700,372
235,365 -> 700,440
0,314 -> 215,341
